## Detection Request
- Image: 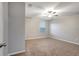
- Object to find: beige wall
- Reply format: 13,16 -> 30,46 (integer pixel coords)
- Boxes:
8,2 -> 25,55
49,15 -> 79,45
25,17 -> 48,40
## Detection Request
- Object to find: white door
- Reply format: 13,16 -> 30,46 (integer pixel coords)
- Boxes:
0,2 -> 8,56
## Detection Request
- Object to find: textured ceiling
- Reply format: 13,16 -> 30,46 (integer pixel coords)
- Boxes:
26,2 -> 79,17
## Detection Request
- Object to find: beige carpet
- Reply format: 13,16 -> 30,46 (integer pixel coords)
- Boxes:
16,38 -> 79,56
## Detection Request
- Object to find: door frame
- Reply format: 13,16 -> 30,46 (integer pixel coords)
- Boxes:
3,2 -> 8,56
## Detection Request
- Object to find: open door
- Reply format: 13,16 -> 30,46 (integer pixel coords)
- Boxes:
0,2 -> 8,56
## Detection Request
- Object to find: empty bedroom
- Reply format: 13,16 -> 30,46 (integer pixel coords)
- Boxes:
17,2 -> 79,56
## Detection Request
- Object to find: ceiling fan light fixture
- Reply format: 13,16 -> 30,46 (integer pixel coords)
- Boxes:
48,15 -> 52,17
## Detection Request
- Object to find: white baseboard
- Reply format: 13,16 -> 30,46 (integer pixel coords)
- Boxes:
50,34 -> 79,46
8,50 -> 25,56
26,36 -> 48,40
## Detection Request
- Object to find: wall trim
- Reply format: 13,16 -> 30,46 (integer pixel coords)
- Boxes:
26,36 -> 48,40
50,34 -> 79,46
8,50 -> 25,56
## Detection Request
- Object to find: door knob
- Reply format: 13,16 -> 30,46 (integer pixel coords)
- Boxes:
0,42 -> 7,48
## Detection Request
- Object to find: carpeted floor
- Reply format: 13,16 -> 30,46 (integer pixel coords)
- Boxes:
15,38 -> 79,56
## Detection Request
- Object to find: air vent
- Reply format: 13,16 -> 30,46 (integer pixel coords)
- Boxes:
28,4 -> 32,7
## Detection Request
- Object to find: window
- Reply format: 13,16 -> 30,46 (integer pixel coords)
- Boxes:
39,20 -> 46,32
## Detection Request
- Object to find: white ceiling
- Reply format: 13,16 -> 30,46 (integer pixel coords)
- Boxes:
26,2 -> 79,17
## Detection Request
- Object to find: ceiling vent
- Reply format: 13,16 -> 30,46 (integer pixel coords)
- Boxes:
28,4 -> 32,7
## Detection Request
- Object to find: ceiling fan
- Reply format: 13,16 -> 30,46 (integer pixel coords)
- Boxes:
47,10 -> 58,17
27,3 -> 59,17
